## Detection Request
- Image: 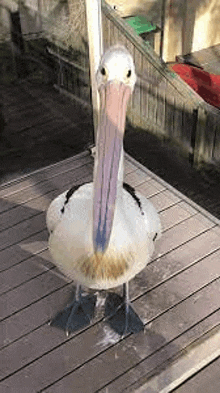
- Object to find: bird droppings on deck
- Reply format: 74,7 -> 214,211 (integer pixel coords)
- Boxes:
96,325 -> 121,347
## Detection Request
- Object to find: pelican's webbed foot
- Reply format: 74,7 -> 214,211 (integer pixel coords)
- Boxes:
49,285 -> 96,336
104,283 -> 144,337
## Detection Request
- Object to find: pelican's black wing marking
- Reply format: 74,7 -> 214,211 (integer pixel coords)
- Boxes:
123,182 -> 144,215
61,182 -> 88,214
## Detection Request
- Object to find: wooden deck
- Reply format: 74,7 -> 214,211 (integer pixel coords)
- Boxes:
1,151 -> 220,393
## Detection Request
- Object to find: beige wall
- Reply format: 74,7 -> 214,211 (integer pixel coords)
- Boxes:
0,1 -> 19,41
163,0 -> 220,61
191,0 -> 220,52
106,0 -> 220,61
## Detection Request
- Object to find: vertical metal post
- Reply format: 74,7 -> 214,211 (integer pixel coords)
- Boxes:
85,0 -> 103,143
192,107 -> 207,167
160,0 -> 166,62
189,108 -> 198,166
37,0 -> 42,32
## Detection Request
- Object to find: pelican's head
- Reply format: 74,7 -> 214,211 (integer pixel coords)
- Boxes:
96,45 -> 136,91
93,46 -> 136,254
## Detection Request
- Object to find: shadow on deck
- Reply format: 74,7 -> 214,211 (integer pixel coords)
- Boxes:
0,80 -> 93,184
1,80 -> 220,220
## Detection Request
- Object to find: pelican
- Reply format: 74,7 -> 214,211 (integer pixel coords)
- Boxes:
46,45 -> 161,336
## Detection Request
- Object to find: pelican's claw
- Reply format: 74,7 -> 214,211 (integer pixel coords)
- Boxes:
50,294 -> 97,335
104,292 -> 144,337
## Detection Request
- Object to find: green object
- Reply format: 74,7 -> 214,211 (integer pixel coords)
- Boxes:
125,16 -> 157,35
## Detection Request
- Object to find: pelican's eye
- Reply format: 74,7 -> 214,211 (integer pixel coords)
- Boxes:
127,70 -> 132,78
101,67 -> 106,76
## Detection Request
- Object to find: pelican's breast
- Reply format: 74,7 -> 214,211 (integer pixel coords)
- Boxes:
48,182 -> 160,290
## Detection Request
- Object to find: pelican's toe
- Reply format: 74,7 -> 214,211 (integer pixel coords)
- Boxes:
50,292 -> 97,335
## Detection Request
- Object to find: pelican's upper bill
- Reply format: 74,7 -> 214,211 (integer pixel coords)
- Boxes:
93,46 -> 136,254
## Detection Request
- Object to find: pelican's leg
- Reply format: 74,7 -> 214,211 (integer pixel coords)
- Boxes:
49,284 -> 97,336
105,282 -> 144,337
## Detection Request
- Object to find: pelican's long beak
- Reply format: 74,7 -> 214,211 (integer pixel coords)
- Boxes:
93,81 -> 132,254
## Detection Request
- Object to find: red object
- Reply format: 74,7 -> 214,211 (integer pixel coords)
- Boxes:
171,64 -> 220,109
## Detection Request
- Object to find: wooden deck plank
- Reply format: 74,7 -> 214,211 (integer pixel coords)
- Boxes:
124,168 -> 151,186
155,213 -> 215,256
171,356 -> 220,393
0,153 -> 90,192
3,284 -> 220,391
135,177 -> 166,197
158,202 -> 197,232
1,267 -> 70,321
124,160 -> 138,174
0,249 -> 53,295
0,155 -> 137,230
98,312 -> 220,392
0,213 -> 46,252
0,154 -> 92,196
132,326 -> 220,393
149,189 -> 180,211
0,164 -> 93,214
0,191 -> 57,231
0,153 -> 136,199
1,224 -> 219,363
1,284 -> 74,347
143,226 -> 220,292
1,248 -> 219,387
126,154 -> 220,226
14,279 -> 218,393
134,250 -> 220,322
177,200 -> 199,216
0,171 -> 93,232
0,153 -> 220,393
0,204 -> 44,232
2,225 -> 219,352
0,230 -> 48,273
